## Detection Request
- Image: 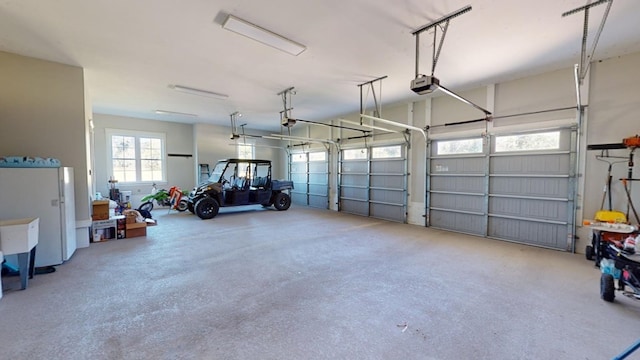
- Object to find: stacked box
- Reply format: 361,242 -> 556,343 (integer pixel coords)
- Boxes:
125,213 -> 137,224
92,215 -> 125,242
91,219 -> 116,242
92,200 -> 110,220
126,222 -> 147,238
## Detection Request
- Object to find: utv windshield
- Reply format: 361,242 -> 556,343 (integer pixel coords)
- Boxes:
208,162 -> 229,183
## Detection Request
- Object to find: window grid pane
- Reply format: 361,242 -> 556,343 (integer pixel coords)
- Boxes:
292,153 -> 306,162
436,139 -> 483,155
343,149 -> 367,160
112,136 -> 136,159
141,159 -> 163,182
372,146 -> 401,159
495,131 -> 560,152
238,144 -> 253,159
109,132 -> 165,183
309,152 -> 326,161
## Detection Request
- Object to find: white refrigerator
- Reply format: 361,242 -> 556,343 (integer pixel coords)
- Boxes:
0,167 -> 77,267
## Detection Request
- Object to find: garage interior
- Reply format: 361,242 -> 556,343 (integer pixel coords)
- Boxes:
1,0 -> 640,359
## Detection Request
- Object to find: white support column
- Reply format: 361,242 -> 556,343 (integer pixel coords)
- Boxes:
485,84 -> 495,135
576,66 -> 591,227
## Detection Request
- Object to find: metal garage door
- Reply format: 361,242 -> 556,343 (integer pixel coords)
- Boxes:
290,151 -> 329,209
339,145 -> 407,222
428,138 -> 487,236
488,129 -> 575,250
428,128 -> 576,250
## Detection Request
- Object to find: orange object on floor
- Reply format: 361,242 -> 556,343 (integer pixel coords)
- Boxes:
168,186 -> 182,209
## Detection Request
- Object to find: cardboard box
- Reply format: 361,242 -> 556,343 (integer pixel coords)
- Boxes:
92,219 -> 116,242
125,213 -> 137,224
126,222 -> 147,238
92,200 -> 110,220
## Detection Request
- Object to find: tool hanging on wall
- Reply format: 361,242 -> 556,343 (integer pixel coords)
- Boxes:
596,151 -> 627,210
588,135 -> 640,223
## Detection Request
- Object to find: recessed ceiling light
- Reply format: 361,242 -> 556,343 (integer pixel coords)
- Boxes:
154,109 -> 198,117
222,15 -> 306,56
169,84 -> 229,99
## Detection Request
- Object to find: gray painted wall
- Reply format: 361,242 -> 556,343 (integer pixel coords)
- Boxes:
0,50 -> 91,222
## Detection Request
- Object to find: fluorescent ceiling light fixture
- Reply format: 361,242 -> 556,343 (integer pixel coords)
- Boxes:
154,109 -> 198,117
170,84 -> 229,99
222,15 -> 306,56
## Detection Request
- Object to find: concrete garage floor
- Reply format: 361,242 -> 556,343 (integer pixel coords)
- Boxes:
1,205 -> 639,360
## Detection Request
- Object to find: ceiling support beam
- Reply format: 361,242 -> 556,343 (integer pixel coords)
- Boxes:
294,118 -> 370,133
358,75 -> 387,121
360,114 -> 426,141
412,5 -> 472,77
562,0 -> 613,84
278,87 -> 296,125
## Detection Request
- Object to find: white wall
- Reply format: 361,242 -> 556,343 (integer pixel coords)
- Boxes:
92,114 -> 195,208
0,50 -> 91,222
582,52 -> 640,232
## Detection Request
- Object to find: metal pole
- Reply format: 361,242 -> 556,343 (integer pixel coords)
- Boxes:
415,32 -> 420,78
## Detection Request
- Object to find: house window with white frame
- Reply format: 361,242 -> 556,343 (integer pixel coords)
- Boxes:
107,129 -> 166,184
238,143 -> 254,159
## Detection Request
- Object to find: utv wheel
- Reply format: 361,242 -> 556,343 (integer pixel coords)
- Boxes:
600,273 -> 615,302
273,193 -> 291,211
176,199 -> 189,212
187,201 -> 195,214
585,245 -> 594,261
195,197 -> 219,220
138,201 -> 154,213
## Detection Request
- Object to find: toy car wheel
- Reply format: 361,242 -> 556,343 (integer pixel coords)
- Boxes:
176,199 -> 189,212
273,193 -> 291,211
138,201 -> 154,213
600,273 -> 615,302
195,197 -> 219,220
187,201 -> 195,213
585,245 -> 594,261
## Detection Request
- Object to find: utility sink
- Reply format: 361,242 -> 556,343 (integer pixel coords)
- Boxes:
0,218 -> 39,255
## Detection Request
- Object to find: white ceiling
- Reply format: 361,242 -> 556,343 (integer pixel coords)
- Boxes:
1,0 -> 639,131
